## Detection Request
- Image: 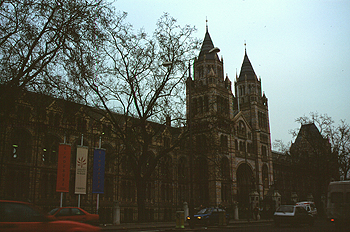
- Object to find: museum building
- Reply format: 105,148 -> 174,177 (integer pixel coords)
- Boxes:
0,28 -> 274,222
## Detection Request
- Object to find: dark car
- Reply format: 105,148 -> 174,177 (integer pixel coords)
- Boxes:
273,205 -> 314,227
48,207 -> 99,226
0,200 -> 100,232
186,207 -> 229,226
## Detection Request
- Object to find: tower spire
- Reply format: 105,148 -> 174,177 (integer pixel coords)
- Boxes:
206,17 -> 208,32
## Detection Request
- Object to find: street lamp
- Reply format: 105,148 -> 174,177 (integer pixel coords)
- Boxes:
162,61 -> 173,67
209,47 -> 220,54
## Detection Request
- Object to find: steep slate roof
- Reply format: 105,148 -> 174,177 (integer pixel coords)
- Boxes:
238,50 -> 258,81
197,29 -> 218,61
294,123 -> 324,145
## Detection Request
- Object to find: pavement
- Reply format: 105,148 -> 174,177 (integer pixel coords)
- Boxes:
100,219 -> 273,231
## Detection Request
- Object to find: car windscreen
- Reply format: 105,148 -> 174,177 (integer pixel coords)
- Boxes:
48,208 -> 59,215
276,205 -> 294,213
197,208 -> 212,214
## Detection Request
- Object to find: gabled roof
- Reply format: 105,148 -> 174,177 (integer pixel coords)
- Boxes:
238,50 -> 258,82
232,111 -> 253,132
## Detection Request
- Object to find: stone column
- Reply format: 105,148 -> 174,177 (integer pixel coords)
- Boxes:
234,203 -> 239,220
113,201 -> 120,225
183,202 -> 189,221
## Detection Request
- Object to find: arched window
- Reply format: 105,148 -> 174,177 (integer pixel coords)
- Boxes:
261,145 -> 267,160
104,175 -> 114,201
220,135 -> 228,152
121,180 -> 135,202
145,181 -> 154,202
239,141 -> 246,152
192,98 -> 197,116
160,156 -> 172,180
178,157 -> 188,202
198,97 -> 203,114
48,111 -> 55,126
196,134 -> 207,153
204,95 -> 209,112
102,143 -> 115,173
221,157 -> 230,180
178,157 -> 187,181
54,113 -> 61,127
262,165 -> 269,197
221,157 -> 231,202
238,121 -> 246,136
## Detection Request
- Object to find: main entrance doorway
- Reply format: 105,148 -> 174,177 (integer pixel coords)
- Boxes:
236,163 -> 253,212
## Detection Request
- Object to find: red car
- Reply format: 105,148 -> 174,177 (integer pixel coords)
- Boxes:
49,207 -> 99,226
0,200 -> 100,232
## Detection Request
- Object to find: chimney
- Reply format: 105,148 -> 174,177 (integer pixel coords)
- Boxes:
166,116 -> 171,127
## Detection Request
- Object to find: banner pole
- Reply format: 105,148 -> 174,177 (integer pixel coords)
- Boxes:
97,136 -> 102,213
60,133 -> 67,208
60,193 -> 63,207
97,194 -> 100,214
78,134 -> 84,208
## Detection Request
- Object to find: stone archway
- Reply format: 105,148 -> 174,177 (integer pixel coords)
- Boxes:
236,163 -> 253,209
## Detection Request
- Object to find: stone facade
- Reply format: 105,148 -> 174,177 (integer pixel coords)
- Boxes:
0,28 -> 274,222
186,28 -> 273,214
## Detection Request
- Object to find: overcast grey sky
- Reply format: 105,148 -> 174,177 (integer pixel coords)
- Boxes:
114,0 -> 350,146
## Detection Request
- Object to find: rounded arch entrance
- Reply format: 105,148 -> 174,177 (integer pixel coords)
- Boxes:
236,163 -> 253,209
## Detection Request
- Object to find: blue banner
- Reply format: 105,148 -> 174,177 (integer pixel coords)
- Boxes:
92,148 -> 106,194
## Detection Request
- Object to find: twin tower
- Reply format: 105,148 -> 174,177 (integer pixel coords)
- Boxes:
186,27 -> 273,208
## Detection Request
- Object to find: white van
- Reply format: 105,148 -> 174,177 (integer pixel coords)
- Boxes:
326,180 -> 350,223
296,201 -> 317,217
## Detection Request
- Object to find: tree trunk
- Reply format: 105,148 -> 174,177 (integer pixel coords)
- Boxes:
136,177 -> 146,222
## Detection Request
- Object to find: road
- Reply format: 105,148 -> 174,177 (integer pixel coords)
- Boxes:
103,220 -> 345,232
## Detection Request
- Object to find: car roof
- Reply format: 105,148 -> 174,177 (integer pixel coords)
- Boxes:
0,200 -> 31,204
55,207 -> 86,209
296,201 -> 314,204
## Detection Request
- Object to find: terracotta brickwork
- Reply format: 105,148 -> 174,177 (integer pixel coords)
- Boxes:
0,28 -> 274,222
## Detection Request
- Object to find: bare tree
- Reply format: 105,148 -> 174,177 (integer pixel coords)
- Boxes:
0,0 -> 112,189
289,112 -> 334,138
273,139 -> 291,155
0,0 -> 112,114
332,120 -> 350,179
72,12 -> 201,222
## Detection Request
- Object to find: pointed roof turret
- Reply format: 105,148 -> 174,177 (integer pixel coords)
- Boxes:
238,49 -> 258,82
197,25 -> 218,61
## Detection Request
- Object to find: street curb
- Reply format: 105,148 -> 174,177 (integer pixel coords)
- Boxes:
100,219 -> 273,231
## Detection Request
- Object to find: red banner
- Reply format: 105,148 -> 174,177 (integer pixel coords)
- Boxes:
56,144 -> 71,192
